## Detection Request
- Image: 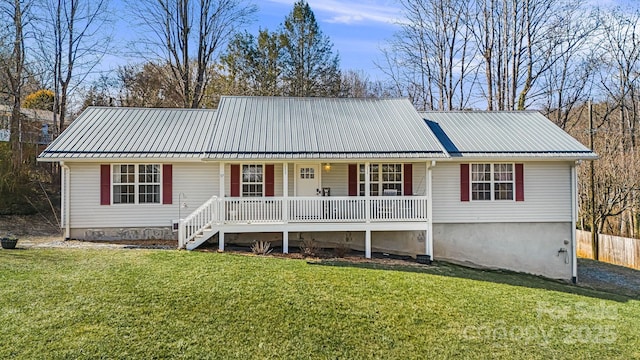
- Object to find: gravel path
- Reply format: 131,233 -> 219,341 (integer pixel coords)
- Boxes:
578,258 -> 640,298
14,236 -> 176,250
1,215 -> 177,250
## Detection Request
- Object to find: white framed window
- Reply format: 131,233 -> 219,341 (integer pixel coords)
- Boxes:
242,164 -> 263,197
359,163 -> 403,196
112,164 -> 161,204
300,167 -> 315,179
471,163 -> 514,201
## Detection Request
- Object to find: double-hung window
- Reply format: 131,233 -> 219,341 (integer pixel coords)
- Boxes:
242,164 -> 263,197
471,163 -> 514,201
359,163 -> 403,196
112,164 -> 161,204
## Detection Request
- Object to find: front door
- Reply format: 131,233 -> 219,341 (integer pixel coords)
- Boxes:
296,164 -> 320,196
295,164 -> 321,220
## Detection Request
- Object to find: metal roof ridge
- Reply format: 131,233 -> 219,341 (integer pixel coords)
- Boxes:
84,106 -> 218,111
420,110 -> 542,114
218,95 -> 410,101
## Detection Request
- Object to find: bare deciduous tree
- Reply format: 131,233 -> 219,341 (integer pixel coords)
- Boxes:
37,0 -> 112,133
539,7 -> 599,130
130,0 -> 256,108
595,9 -> 640,150
0,0 -> 31,169
382,0 -> 477,110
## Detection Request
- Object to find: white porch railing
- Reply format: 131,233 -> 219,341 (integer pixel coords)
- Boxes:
178,195 -> 219,248
185,196 -> 427,225
370,197 -> 428,221
179,195 -> 429,247
289,196 -> 366,222
225,198 -> 283,224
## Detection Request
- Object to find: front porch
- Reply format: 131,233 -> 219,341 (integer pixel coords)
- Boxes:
178,161 -> 435,259
179,195 -> 431,256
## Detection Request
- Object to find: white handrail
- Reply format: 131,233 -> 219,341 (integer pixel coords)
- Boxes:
179,195 -> 219,248
178,195 -> 430,247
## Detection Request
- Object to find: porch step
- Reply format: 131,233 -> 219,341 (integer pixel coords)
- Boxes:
185,227 -> 219,250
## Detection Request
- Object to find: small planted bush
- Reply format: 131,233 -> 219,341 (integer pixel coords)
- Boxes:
250,240 -> 273,255
299,238 -> 320,257
333,243 -> 350,258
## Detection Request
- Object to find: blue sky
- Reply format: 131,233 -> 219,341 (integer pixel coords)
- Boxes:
105,0 -> 637,83
250,0 -> 402,79
107,0 -> 402,81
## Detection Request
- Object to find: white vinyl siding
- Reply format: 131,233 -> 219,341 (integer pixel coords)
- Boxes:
412,162 -> 427,196
320,163 -> 348,196
287,163 -> 295,196
432,162 -> 572,223
68,162 -> 219,228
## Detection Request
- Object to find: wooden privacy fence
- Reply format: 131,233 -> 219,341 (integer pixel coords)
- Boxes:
577,230 -> 640,270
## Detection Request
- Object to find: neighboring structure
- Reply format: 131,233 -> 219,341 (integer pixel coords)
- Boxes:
38,96 -> 596,281
0,105 -> 56,144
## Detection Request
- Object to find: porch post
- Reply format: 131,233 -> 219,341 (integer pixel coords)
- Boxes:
571,162 -> 578,283
426,161 -> 434,259
364,162 -> 370,223
219,162 -> 225,251
365,229 -> 372,259
365,162 -> 371,259
283,163 -> 289,253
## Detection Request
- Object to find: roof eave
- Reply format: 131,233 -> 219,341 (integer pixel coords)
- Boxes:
438,152 -> 598,161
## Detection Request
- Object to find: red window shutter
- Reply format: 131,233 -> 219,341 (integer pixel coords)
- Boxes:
162,164 -> 173,204
230,164 -> 240,197
460,164 -> 470,202
403,164 -> 413,195
100,164 -> 110,205
265,164 -> 275,196
348,164 -> 358,196
515,163 -> 524,201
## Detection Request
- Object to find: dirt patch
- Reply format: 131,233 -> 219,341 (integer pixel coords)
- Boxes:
0,214 -> 61,237
199,243 -> 430,268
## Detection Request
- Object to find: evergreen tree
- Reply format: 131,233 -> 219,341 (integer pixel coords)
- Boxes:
221,30 -> 283,96
280,0 -> 341,97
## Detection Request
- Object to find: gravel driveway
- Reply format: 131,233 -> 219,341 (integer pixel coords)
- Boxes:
578,258 -> 640,298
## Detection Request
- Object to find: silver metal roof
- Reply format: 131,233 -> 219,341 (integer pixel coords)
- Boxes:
421,111 -> 597,159
38,101 -> 597,162
205,96 -> 447,159
39,107 -> 217,159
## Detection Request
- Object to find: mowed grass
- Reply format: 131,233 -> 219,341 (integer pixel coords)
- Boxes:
1,249 -> 639,359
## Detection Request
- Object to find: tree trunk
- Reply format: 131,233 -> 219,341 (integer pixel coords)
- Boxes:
9,0 -> 25,171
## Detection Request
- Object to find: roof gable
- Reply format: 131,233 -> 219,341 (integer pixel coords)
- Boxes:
205,96 -> 447,159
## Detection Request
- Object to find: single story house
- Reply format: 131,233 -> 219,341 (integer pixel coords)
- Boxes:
38,96 -> 596,281
0,105 -> 56,144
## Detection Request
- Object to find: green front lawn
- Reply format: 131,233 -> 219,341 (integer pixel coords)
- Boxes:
1,249 -> 638,359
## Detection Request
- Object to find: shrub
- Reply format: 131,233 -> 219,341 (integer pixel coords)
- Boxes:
333,243 -> 350,258
250,240 -> 273,255
299,238 -> 320,257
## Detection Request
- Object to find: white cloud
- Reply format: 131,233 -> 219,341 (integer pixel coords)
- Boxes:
265,0 -> 403,25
